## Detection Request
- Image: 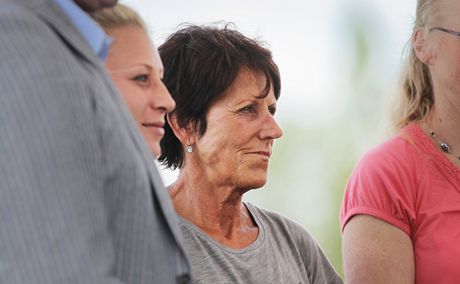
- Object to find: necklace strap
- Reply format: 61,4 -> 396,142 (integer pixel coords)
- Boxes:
430,130 -> 460,160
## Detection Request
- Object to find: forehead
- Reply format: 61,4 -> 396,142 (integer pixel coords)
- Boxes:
106,26 -> 161,69
435,0 -> 460,26
219,69 -> 274,103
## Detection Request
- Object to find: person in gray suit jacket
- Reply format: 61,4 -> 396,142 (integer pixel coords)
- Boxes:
0,0 -> 190,283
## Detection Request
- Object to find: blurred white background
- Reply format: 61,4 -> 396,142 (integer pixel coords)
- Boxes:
123,0 -> 417,275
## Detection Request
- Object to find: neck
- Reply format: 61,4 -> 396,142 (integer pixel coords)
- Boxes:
425,88 -> 460,165
169,166 -> 258,247
427,105 -> 460,149
429,79 -> 460,140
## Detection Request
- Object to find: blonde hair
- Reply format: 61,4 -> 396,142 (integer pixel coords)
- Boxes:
91,3 -> 147,31
393,0 -> 441,129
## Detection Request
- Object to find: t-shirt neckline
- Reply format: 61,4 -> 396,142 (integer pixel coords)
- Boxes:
405,122 -> 460,186
178,202 -> 266,254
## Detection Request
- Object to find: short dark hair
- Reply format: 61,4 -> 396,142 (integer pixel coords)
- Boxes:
158,24 -> 281,169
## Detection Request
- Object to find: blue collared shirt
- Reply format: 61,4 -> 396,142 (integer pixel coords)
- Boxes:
54,0 -> 111,60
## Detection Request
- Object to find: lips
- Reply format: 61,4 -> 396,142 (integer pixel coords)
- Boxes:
141,122 -> 164,128
249,151 -> 272,159
141,122 -> 165,135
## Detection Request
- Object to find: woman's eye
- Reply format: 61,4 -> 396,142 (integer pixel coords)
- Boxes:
240,105 -> 256,113
132,74 -> 149,83
268,106 -> 276,116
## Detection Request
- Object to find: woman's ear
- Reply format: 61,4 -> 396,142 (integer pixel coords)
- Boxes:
166,113 -> 196,146
413,29 -> 434,65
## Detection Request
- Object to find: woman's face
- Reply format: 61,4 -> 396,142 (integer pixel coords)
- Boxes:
105,26 -> 175,157
191,69 -> 283,191
424,0 -> 460,97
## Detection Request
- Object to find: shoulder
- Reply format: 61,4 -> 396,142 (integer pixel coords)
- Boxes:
0,2 -> 77,81
349,129 -> 430,193
248,203 -> 302,229
0,2 -> 47,32
341,127 -> 428,234
0,1 -> 101,106
247,204 -> 343,283
246,203 -> 317,247
0,1 -> 78,63
357,133 -> 422,174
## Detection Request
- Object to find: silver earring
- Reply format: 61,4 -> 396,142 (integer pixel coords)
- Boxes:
185,145 -> 193,153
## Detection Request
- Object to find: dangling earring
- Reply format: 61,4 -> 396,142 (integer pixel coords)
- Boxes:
185,145 -> 193,153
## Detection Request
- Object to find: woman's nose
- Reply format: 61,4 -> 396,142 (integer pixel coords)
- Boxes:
259,113 -> 283,140
151,81 -> 175,113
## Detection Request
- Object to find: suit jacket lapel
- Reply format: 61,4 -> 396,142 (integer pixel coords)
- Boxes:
103,80 -> 186,243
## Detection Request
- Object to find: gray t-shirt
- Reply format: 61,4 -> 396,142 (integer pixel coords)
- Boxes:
180,203 -> 343,284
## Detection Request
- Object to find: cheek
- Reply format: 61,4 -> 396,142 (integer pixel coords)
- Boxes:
197,116 -> 257,167
198,131 -> 239,166
115,82 -> 147,122
451,55 -> 460,79
434,44 -> 460,78
436,58 -> 460,89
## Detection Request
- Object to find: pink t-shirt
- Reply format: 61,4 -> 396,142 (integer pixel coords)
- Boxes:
341,123 -> 460,284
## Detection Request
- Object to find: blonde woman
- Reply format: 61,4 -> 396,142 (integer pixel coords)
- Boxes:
341,0 -> 460,283
92,5 -> 190,283
92,4 -> 175,157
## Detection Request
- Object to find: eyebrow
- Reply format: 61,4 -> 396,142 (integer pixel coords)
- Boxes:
134,64 -> 153,71
235,98 -> 258,104
108,64 -> 153,75
236,97 -> 277,106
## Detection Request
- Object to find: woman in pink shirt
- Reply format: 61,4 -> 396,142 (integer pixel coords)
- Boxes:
341,0 -> 460,283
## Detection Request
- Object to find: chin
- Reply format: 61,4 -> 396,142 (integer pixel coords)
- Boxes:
242,177 -> 267,191
236,165 -> 268,191
150,144 -> 161,158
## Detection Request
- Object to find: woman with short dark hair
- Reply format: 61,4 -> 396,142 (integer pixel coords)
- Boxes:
159,25 -> 342,284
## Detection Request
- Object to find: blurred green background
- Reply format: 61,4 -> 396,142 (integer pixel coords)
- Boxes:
124,0 -> 417,276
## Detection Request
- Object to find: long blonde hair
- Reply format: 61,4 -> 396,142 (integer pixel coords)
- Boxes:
393,0 -> 441,129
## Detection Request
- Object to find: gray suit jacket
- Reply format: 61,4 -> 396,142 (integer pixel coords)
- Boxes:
0,0 -> 190,283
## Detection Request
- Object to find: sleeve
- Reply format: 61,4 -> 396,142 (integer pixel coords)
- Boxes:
0,7 -> 124,284
340,141 -> 417,236
305,237 -> 343,284
292,224 -> 343,284
269,209 -> 343,284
